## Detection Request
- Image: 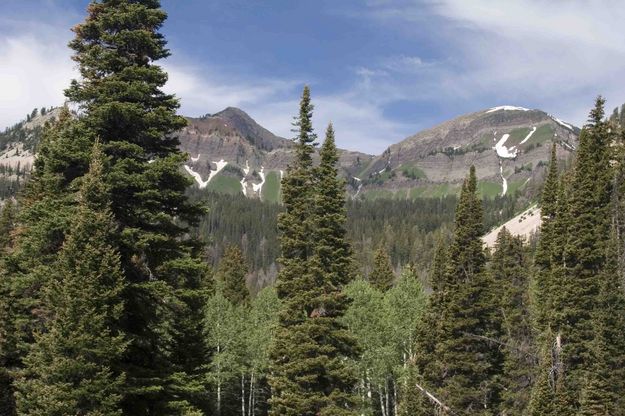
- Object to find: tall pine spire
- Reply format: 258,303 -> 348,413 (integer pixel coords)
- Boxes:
269,90 -> 357,415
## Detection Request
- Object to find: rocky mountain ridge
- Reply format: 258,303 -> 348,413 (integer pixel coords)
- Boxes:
0,105 -> 579,203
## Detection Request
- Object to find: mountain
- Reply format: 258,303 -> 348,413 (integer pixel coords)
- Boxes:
0,105 -> 578,204
357,106 -> 578,199
177,108 -> 374,202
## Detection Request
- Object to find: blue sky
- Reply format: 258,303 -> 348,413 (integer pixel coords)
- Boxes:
2,1 -> 625,154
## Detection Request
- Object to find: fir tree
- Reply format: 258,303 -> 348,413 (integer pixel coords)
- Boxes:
556,97 -> 614,402
64,1 -> 209,412
269,88 -> 357,416
14,143 -> 127,416
533,143 -> 559,333
435,166 -> 503,415
0,109 -> 77,416
216,245 -> 250,305
490,228 -> 534,415
369,247 -> 394,292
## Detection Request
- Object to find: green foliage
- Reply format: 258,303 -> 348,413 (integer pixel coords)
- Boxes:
216,245 -> 250,305
416,167 -> 504,415
14,144 -> 127,416
269,90 -> 358,416
490,228 -> 534,414
342,268 -> 427,416
368,247 -> 394,291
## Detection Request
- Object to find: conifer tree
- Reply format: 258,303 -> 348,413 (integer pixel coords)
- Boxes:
434,166 -> 503,414
0,199 -> 16,252
14,143 -> 127,416
533,143 -> 559,333
490,228 -> 534,415
555,97 -> 615,402
217,245 -> 250,305
369,247 -> 394,292
269,87 -> 357,416
0,109 -> 77,416
2,2 -> 210,413
67,2 -> 209,413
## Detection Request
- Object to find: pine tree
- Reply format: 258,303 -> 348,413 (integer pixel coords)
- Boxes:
434,166 -> 503,414
14,143 -> 127,416
269,88 -> 357,416
216,245 -> 250,305
64,2 -> 209,413
490,228 -> 534,415
555,97 -> 615,402
369,247 -> 394,292
533,143 -> 559,333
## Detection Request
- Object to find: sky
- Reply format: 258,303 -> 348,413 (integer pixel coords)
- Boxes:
1,1 -> 625,154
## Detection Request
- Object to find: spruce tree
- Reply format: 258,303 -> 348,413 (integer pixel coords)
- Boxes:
216,245 -> 250,305
533,143 -> 559,333
555,97 -> 615,402
0,109 -> 77,416
369,247 -> 394,292
14,143 -> 127,416
269,88 -> 357,416
67,2 -> 210,413
490,228 -> 533,415
434,166 -> 503,414
1,2 -> 210,413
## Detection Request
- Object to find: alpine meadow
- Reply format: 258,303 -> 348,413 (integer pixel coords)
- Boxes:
3,1 -> 625,415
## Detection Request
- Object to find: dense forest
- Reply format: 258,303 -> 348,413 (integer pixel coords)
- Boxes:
1,1 -> 625,416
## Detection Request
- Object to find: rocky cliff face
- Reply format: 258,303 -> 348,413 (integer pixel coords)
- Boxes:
0,105 -> 579,203
356,106 -> 578,199
177,108 -> 374,202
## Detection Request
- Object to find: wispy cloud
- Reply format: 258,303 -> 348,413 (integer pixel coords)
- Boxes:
0,28 -> 75,128
358,0 -> 625,125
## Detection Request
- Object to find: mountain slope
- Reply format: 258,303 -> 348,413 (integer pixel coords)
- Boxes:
357,106 -> 578,199
177,108 -> 373,201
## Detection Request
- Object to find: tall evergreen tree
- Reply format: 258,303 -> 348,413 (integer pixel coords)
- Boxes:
368,247 -> 394,292
1,2 -> 210,413
0,109 -> 77,416
14,143 -> 127,416
434,166 -> 503,415
533,143 -> 559,333
269,88 -> 357,416
555,97 -> 615,403
490,228 -> 534,415
216,245 -> 250,306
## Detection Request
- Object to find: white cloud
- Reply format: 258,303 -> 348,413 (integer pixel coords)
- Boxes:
360,0 -> 625,126
0,30 -> 75,129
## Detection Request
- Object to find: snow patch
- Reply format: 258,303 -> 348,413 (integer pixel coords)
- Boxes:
353,177 -> 363,198
483,205 -> 541,248
549,115 -> 574,131
486,105 -> 531,113
184,159 -> 228,189
279,170 -> 284,180
519,126 -> 537,145
252,166 -> 266,196
191,154 -> 200,162
499,164 -> 508,196
493,134 -> 518,159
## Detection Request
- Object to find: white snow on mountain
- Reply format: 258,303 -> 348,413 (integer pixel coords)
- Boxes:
184,159 -> 228,188
486,105 -> 531,113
